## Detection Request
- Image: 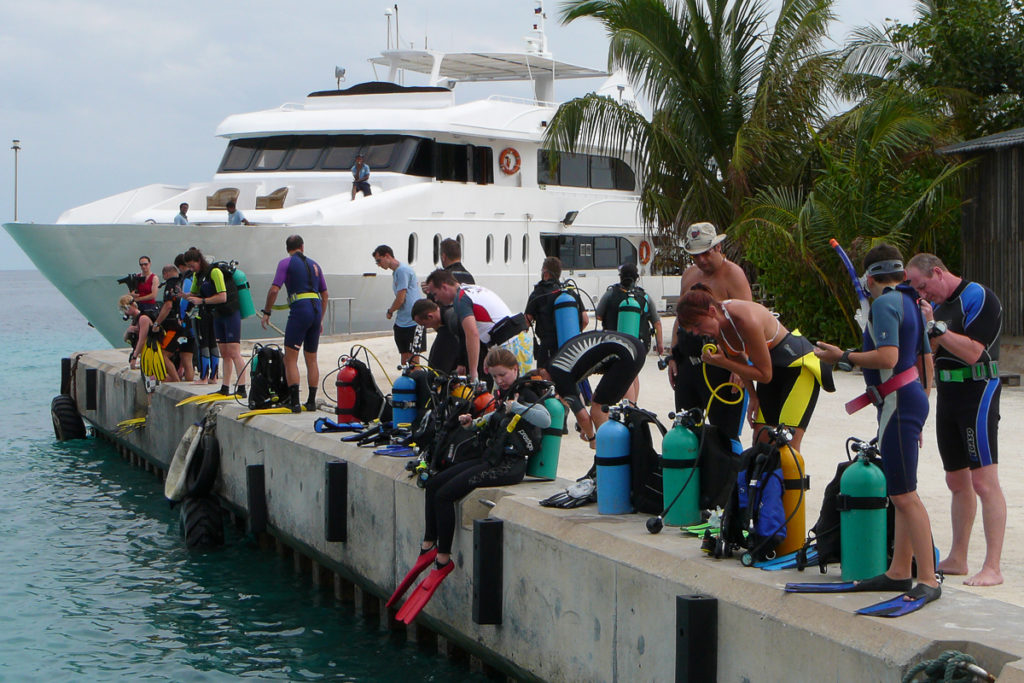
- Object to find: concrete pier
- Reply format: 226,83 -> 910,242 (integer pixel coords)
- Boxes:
66,348 -> 1024,682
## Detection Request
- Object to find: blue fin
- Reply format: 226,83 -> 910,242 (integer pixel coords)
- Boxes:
784,581 -> 858,593
856,584 -> 940,617
759,547 -> 818,571
373,445 -> 415,457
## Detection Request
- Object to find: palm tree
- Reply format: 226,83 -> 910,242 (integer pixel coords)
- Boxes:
545,0 -> 837,250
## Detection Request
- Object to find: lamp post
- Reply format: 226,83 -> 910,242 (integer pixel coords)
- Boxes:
11,139 -> 20,221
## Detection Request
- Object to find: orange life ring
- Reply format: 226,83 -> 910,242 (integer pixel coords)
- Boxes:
499,147 -> 521,175
638,240 -> 652,265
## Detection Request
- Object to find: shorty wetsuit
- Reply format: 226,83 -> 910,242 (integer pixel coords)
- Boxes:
864,284 -> 930,496
192,265 -> 240,344
933,280 -> 1001,471
547,330 -> 646,405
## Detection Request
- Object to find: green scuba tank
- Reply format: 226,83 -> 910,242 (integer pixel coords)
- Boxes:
661,412 -> 700,526
616,290 -> 642,338
232,267 -> 256,319
839,454 -> 888,581
527,397 -> 565,480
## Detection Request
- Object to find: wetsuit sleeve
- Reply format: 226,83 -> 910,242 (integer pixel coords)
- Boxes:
210,268 -> 228,294
960,282 -> 1001,349
506,400 -> 552,429
524,289 -> 540,319
271,258 -> 289,288
870,292 -> 903,347
316,264 -> 328,293
595,289 -> 612,319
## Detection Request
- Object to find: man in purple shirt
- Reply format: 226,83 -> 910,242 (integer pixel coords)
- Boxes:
261,235 -> 329,411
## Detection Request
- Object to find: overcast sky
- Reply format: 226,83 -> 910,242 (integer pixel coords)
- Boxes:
0,0 -> 918,269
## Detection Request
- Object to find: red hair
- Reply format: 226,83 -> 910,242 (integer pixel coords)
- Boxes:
676,286 -> 718,328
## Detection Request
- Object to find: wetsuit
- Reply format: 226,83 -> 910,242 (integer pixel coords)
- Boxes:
547,331 -> 646,405
423,378 -> 549,554
671,330 -> 746,441
863,283 -> 930,496
191,264 -> 240,344
525,279 -> 585,367
160,276 -> 193,354
273,252 -> 328,352
753,332 -> 826,431
932,280 -> 1001,471
428,262 -> 476,371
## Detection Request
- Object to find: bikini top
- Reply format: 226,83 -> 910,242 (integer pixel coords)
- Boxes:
720,300 -> 781,355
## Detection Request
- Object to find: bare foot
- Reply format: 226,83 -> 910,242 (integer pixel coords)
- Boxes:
964,567 -> 1003,586
937,558 -> 968,575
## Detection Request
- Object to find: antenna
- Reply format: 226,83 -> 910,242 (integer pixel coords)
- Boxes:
384,7 -> 393,50
335,67 -> 346,89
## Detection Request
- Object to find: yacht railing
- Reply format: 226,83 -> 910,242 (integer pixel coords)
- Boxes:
327,297 -> 354,335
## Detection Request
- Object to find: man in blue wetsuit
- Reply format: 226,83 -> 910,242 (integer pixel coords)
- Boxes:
815,243 -> 940,606
261,235 -> 329,411
907,253 -> 1005,587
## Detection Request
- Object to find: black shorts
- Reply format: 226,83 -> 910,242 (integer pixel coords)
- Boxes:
394,324 -> 426,354
936,379 -> 1000,470
353,180 -> 371,196
547,330 -> 646,405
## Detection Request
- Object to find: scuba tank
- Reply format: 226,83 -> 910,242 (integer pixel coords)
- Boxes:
473,391 -> 496,416
527,397 -> 565,480
616,290 -> 642,338
391,370 -> 418,430
553,289 -> 582,348
595,406 -> 632,514
774,442 -> 808,556
335,363 -> 359,422
232,267 -> 256,318
839,450 -> 888,580
661,411 -> 701,526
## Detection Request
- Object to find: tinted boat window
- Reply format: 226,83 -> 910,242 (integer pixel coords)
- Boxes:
220,139 -> 260,172
253,136 -> 292,171
594,236 -> 618,268
590,156 -> 615,190
537,150 -> 557,185
321,135 -> 365,170
287,135 -> 328,170
560,153 -> 589,188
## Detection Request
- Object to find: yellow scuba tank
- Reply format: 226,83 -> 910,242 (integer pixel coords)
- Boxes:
774,443 -> 808,555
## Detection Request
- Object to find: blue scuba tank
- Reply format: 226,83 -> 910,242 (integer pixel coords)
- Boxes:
596,409 -> 632,514
232,267 -> 256,319
553,289 -> 582,348
391,373 -> 418,430
616,291 -> 642,338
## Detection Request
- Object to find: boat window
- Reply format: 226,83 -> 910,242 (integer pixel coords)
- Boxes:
620,238 -> 638,266
473,146 -> 494,185
486,235 -> 494,264
457,234 -> 465,258
612,158 -> 636,191
504,234 -> 512,264
594,236 -> 619,268
575,239 -> 594,269
590,156 -> 615,190
253,136 -> 293,171
220,139 -> 260,172
286,135 -> 328,170
536,150 -> 636,191
560,153 -> 589,188
406,139 -> 434,177
437,143 -> 468,182
408,233 -> 417,265
522,234 -> 528,263
433,234 -> 441,265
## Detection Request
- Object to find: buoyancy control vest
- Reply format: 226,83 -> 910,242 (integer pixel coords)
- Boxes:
602,285 -> 652,349
196,262 -> 240,318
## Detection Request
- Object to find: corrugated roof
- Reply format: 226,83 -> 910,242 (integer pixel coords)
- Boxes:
938,127 -> 1024,155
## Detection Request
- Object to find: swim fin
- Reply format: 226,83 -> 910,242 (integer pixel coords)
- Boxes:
757,546 -> 818,571
785,574 -> 912,593
539,477 -> 596,509
313,417 -> 363,433
682,521 -> 718,536
373,445 -> 415,457
395,560 -> 455,625
177,393 -> 240,407
236,406 -> 297,420
341,424 -> 381,442
856,583 -> 941,617
386,547 -> 438,608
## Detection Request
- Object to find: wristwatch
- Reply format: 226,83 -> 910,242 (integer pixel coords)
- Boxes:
837,349 -> 855,372
926,320 -> 948,339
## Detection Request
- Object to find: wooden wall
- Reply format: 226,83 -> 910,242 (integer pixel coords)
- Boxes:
960,147 -> 1024,336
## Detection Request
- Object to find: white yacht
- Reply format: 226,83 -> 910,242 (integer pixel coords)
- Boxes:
5,7 -> 678,348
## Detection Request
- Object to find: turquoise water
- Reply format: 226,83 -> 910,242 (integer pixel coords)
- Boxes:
0,271 -> 486,681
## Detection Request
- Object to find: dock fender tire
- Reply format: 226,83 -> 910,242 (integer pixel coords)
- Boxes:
180,493 -> 225,549
51,394 -> 87,441
186,430 -> 221,498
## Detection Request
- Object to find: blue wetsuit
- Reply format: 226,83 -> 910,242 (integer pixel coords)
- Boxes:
932,280 -> 1001,471
863,283 -> 930,496
272,252 -> 327,352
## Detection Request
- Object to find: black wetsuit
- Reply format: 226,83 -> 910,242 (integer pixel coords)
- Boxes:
547,330 -> 646,405
671,331 -> 745,442
423,378 -> 545,554
428,262 -> 476,372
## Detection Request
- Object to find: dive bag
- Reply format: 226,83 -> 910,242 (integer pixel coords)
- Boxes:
720,441 -> 787,563
625,405 -> 668,514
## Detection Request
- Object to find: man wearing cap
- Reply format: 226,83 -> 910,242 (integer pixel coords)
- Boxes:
668,222 -> 751,444
906,253 -> 1005,587
351,154 -> 371,200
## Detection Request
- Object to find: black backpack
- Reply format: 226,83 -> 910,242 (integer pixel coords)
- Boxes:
337,354 -> 391,423
248,344 -> 289,409
623,405 -> 667,515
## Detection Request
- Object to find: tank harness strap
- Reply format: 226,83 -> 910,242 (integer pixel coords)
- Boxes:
784,476 -> 810,491
937,361 -> 999,383
595,455 -> 631,467
288,292 -> 321,305
660,458 -> 697,469
836,494 -> 889,511
844,365 -> 920,415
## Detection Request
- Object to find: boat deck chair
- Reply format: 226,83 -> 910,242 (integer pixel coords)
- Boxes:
206,187 -> 240,210
255,186 -> 288,210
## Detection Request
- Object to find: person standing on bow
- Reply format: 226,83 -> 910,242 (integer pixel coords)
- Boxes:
906,253 -> 1005,587
814,243 -> 940,607
262,235 -> 329,412
351,154 -> 371,200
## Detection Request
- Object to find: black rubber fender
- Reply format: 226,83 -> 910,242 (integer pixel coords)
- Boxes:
185,429 -> 221,498
51,394 -> 87,441
180,493 -> 225,549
